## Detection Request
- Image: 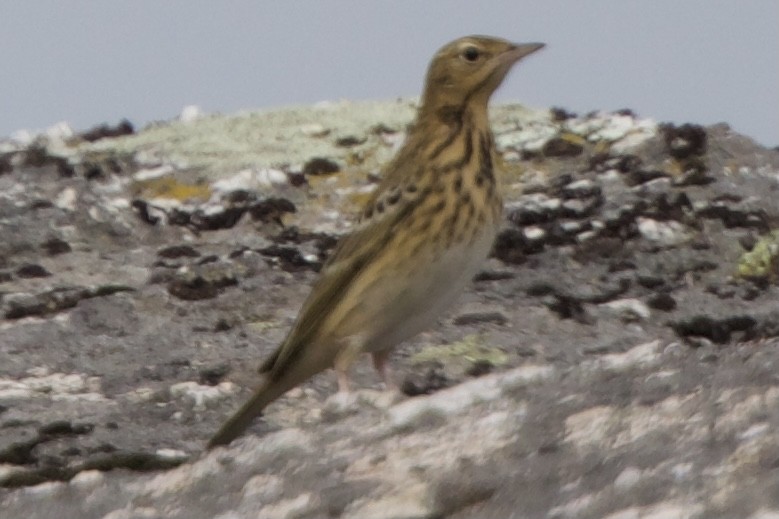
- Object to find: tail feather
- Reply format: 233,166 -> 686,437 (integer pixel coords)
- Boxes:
209,338 -> 336,448
207,378 -> 289,448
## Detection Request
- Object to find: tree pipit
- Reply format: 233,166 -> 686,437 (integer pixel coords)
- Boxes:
209,35 -> 544,447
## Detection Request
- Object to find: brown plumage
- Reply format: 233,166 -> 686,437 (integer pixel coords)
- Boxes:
208,35 -> 544,448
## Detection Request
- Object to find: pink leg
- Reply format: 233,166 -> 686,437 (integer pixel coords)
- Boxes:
337,369 -> 351,393
371,350 -> 397,390
334,339 -> 362,393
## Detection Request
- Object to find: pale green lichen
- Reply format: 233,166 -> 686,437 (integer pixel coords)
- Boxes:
78,100 -> 544,179
737,230 -> 779,281
246,320 -> 282,333
411,334 -> 509,369
80,100 -> 420,177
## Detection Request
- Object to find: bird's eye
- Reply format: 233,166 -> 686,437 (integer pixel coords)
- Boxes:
462,46 -> 480,62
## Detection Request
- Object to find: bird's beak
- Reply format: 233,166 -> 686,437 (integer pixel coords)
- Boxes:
504,42 -> 546,64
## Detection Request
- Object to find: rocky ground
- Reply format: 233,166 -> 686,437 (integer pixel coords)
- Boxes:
1,100 -> 779,519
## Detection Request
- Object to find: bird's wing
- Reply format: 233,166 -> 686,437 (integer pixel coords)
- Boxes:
259,170 -> 424,378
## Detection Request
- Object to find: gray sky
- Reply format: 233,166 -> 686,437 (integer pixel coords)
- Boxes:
2,1 -> 777,146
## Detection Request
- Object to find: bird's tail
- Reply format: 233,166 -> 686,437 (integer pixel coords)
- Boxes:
207,377 -> 291,448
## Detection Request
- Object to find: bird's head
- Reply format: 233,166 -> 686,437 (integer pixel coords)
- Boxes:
420,35 -> 544,118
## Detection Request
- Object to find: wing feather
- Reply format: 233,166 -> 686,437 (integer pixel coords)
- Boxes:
261,174 -> 423,378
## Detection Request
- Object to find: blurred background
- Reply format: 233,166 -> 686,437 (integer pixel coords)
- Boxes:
2,0 -> 777,145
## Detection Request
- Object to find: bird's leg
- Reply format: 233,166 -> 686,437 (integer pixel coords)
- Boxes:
336,370 -> 351,393
371,349 -> 397,390
334,338 -> 363,393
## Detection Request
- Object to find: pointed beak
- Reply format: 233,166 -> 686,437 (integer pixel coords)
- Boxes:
505,42 -> 546,63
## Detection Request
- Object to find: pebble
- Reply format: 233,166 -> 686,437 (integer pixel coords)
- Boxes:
601,298 -> 652,321
212,168 -> 288,193
591,114 -> 636,141
389,365 -> 552,430
54,187 -> 78,211
70,470 -> 105,490
23,481 -> 65,497
611,129 -> 655,154
562,178 -> 600,198
637,217 -> 688,246
179,105 -> 203,123
585,340 -> 661,372
523,226 -> 546,241
241,474 -> 284,503
344,485 -> 431,519
614,467 -> 642,490
254,493 -> 317,519
169,381 -> 236,410
133,165 -> 175,181
298,123 -> 330,138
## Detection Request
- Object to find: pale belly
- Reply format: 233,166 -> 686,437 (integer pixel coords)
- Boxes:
357,226 -> 497,353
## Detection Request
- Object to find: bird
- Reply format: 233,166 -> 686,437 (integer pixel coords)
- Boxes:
208,35 -> 544,448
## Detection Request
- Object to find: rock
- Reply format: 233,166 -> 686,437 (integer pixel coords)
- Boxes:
562,178 -> 601,199
636,218 -> 689,246
169,381 -> 235,411
54,187 -> 78,211
671,314 -> 756,343
255,168 -> 289,187
38,420 -> 94,437
15,264 -> 51,278
472,270 -> 515,282
157,245 -> 201,259
600,298 -> 651,321
550,107 -> 577,121
258,244 -> 320,272
662,123 -> 706,159
672,166 -> 714,186
78,120 -> 134,143
452,311 -> 508,326
1,100 -> 779,517
248,197 -> 296,224
302,157 -> 339,176
491,228 -> 529,263
401,367 -> 450,396
624,168 -> 669,186
0,152 -> 15,175
3,286 -> 134,319
506,194 -> 562,225
737,231 -> 779,280
697,199 -> 769,230
178,105 -> 203,123
190,206 -> 245,231
561,197 -> 600,218
544,293 -> 592,324
391,365 -> 553,430
167,263 -> 239,301
212,168 -> 289,192
198,364 -> 230,386
636,274 -> 665,289
40,237 -> 71,256
647,293 -> 677,311
542,134 -> 585,157
21,145 -> 74,177
299,123 -> 330,138
335,135 -> 365,147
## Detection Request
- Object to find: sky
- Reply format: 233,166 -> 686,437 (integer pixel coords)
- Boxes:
2,1 -> 777,146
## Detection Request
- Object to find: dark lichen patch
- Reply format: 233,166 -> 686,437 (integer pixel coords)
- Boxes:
303,157 -> 340,176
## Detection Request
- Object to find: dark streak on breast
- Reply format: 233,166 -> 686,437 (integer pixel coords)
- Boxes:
478,132 -> 495,185
453,176 -> 463,193
386,189 -> 401,206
